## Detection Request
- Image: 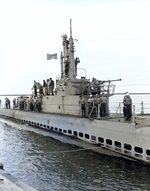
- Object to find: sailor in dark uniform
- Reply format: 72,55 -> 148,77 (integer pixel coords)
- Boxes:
33,80 -> 37,96
49,78 -> 54,95
43,80 -> 47,96
79,96 -> 86,117
123,92 -> 132,121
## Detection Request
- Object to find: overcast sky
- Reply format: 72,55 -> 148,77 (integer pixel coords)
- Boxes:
0,0 -> 150,96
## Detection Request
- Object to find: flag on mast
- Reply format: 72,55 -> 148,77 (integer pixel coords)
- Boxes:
47,53 -> 58,60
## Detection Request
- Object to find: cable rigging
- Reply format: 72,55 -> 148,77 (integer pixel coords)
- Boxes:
78,37 -> 150,41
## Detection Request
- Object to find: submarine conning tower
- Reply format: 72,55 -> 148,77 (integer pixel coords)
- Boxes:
39,19 -> 119,115
57,19 -> 90,96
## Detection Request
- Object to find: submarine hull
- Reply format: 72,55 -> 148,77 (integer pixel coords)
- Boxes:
0,108 -> 150,164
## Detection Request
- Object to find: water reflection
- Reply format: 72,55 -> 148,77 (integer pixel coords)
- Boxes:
0,120 -> 150,191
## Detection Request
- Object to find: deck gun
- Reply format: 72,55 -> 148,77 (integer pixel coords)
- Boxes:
90,78 -> 121,96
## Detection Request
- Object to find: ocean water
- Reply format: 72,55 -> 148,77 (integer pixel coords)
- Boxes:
0,118 -> 150,191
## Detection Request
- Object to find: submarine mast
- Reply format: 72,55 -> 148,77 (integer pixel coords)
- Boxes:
61,19 -> 76,79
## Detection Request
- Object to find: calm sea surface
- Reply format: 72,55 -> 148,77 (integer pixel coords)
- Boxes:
0,116 -> 150,191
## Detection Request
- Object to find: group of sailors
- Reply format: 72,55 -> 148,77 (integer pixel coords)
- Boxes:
12,96 -> 42,112
4,78 -> 55,111
79,91 -> 132,121
3,81 -> 132,120
32,78 -> 54,96
4,96 -> 42,112
79,93 -> 108,119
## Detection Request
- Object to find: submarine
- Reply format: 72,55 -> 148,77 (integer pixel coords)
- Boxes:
0,19 -> 150,165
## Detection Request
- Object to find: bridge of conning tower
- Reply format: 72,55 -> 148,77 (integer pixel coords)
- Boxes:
59,19 -> 120,97
60,19 -> 78,79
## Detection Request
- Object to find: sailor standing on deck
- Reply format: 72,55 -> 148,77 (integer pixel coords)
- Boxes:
43,80 -> 47,96
49,78 -> 54,95
26,97 -> 30,111
33,80 -> 37,96
47,79 -> 50,95
123,92 -> 132,121
30,96 -> 34,111
13,98 -> 16,109
100,93 -> 107,117
79,95 -> 85,117
33,96 -> 37,111
38,82 -> 43,96
5,98 -> 8,109
8,98 -> 10,109
87,95 -> 93,115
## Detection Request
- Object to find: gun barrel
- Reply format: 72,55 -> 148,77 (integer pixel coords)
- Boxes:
109,79 -> 121,82
98,79 -> 121,83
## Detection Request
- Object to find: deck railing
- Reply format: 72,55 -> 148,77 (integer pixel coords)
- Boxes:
112,101 -> 150,115
1,99 -> 150,115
